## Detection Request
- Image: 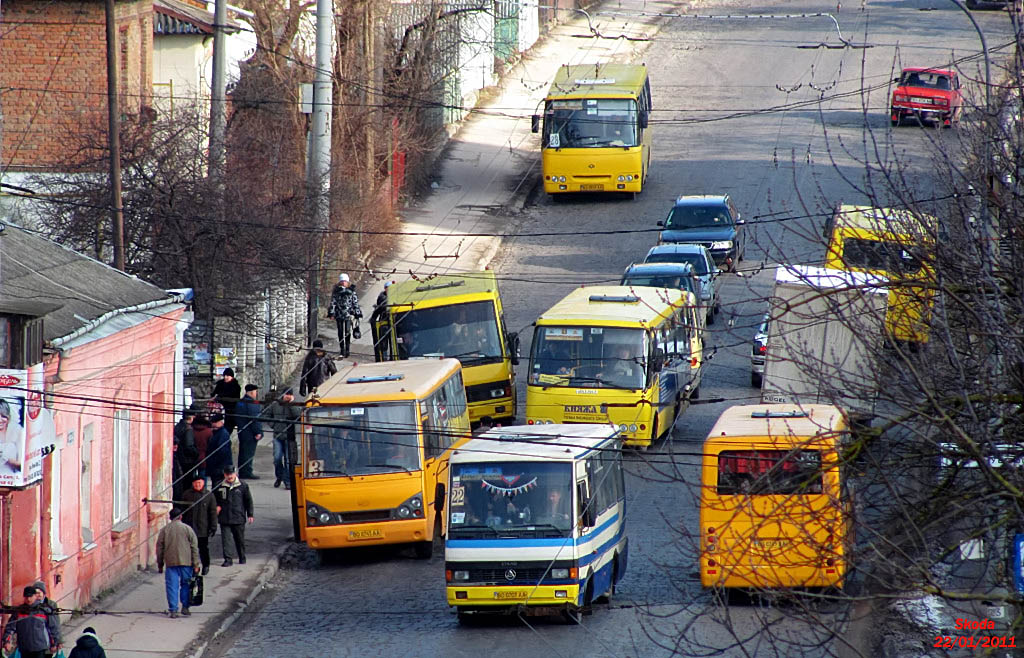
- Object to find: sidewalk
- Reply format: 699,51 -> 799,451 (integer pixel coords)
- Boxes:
57,2 -> 673,655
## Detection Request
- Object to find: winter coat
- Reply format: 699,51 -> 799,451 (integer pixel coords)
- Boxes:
267,398 -> 301,443
369,290 -> 388,324
212,378 -> 241,415
192,424 -> 213,464
329,284 -> 363,321
299,351 -> 337,396
235,396 -> 262,442
205,426 -> 233,475
180,486 -> 218,538
156,519 -> 200,569
68,630 -> 107,658
2,601 -> 57,652
215,478 -> 254,526
173,419 -> 198,474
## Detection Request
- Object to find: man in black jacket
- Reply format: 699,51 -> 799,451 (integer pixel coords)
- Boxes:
172,406 -> 198,498
235,384 -> 263,479
299,340 -> 337,397
180,473 -> 218,575
214,466 -> 254,566
212,368 -> 241,436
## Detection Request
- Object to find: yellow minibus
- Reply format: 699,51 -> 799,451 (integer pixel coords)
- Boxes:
526,286 -> 701,448
294,358 -> 470,559
699,404 -> 852,594
373,272 -> 519,426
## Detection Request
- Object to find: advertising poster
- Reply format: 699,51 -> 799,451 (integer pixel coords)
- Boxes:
214,347 -> 236,377
25,362 -> 54,486
0,369 -> 29,488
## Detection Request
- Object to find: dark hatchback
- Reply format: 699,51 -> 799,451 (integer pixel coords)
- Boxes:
657,195 -> 745,271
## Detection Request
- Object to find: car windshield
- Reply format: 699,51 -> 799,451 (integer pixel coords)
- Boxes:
529,326 -> 646,389
666,204 -> 733,229
542,98 -> 639,148
643,251 -> 709,274
900,71 -> 952,90
622,273 -> 696,296
448,461 -> 573,538
393,301 -> 502,364
304,403 -> 420,477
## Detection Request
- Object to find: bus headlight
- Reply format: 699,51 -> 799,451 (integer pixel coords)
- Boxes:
626,175 -> 634,181
319,512 -> 332,524
454,570 -> 470,581
551,568 -> 570,579
629,424 -> 638,432
398,493 -> 425,517
397,505 -> 412,518
410,496 -> 423,509
710,240 -> 733,250
618,424 -> 628,432
617,175 -> 625,182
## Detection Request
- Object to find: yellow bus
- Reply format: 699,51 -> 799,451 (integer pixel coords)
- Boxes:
824,204 -> 936,343
526,286 -> 700,448
531,63 -> 653,196
294,358 -> 471,560
372,272 -> 519,426
699,404 -> 852,595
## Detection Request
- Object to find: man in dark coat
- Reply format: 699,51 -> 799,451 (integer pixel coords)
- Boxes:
328,273 -> 363,357
235,384 -> 263,479
212,368 -> 241,436
67,626 -> 106,658
180,472 -> 218,575
172,406 -> 198,498
191,415 -> 213,478
369,281 -> 394,360
214,466 -> 254,566
267,388 -> 301,489
299,340 -> 337,397
205,414 -> 233,490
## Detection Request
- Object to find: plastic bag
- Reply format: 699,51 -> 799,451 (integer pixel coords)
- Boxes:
353,325 -> 361,340
189,574 -> 204,607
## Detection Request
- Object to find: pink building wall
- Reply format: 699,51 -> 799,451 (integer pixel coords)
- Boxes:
2,306 -> 183,610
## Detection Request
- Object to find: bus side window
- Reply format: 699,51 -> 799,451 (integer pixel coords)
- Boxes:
576,479 -> 594,528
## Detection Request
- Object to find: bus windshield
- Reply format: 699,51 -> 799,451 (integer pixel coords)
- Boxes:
448,461 -> 573,538
305,403 -> 420,477
716,450 -> 823,495
529,326 -> 646,389
543,99 -> 638,148
393,301 -> 502,365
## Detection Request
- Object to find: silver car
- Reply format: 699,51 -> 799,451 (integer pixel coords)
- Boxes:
643,243 -> 721,324
750,313 -> 769,388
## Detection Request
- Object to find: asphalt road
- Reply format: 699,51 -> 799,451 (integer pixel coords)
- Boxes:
210,1 -> 1018,656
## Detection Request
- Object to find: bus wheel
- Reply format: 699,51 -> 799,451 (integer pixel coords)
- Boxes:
414,540 -> 434,559
595,557 -> 618,603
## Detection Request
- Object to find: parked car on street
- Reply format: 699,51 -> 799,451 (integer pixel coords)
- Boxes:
750,312 -> 769,388
656,195 -> 745,271
642,243 -> 721,323
890,68 -> 962,127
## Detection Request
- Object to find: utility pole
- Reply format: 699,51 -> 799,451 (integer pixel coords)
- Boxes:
361,1 -> 374,258
104,0 -> 126,271
209,0 -> 227,184
306,0 -> 333,346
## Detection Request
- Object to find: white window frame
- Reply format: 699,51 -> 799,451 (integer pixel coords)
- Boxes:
81,424 -> 94,546
49,437 -> 65,558
112,411 -> 131,525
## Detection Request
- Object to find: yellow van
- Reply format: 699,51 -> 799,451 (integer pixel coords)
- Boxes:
824,204 -> 936,343
699,404 -> 852,593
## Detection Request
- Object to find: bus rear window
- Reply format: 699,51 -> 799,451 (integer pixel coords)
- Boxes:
716,450 -> 823,495
842,238 -> 922,274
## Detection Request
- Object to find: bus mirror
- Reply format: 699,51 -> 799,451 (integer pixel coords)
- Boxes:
656,220 -> 665,227
434,482 -> 446,513
653,348 -> 666,372
531,115 -> 540,133
508,331 -> 520,365
640,111 -> 649,129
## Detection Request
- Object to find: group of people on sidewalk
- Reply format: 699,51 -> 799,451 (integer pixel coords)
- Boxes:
2,582 -> 105,658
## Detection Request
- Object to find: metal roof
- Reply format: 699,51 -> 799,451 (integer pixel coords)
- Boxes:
153,0 -> 241,35
705,404 -> 847,445
833,204 -> 937,235
314,358 -> 462,403
547,63 -> 647,99
535,285 -> 683,327
387,271 -> 498,309
452,424 -> 620,463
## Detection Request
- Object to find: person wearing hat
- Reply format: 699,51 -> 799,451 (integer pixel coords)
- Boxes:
267,388 -> 301,489
29,580 -> 61,657
234,384 -> 263,479
172,405 -> 199,499
212,368 -> 242,437
67,626 -> 106,658
180,472 -> 218,575
369,281 -> 395,361
205,414 -> 233,490
328,273 -> 363,357
156,507 -> 200,618
3,585 -> 58,658
299,339 -> 337,397
214,466 -> 254,566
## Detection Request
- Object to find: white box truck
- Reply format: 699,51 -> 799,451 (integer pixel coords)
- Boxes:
760,264 -> 889,421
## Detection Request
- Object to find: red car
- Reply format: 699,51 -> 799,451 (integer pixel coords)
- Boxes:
890,68 -> 962,127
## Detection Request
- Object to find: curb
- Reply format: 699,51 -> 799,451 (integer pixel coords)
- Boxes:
184,541 -> 292,658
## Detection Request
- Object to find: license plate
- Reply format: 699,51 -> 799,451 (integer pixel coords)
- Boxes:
348,528 -> 383,541
494,591 -> 527,600
911,97 -> 932,104
580,184 -> 604,191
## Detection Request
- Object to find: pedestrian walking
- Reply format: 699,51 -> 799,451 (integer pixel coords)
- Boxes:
299,340 -> 337,397
212,368 -> 241,437
155,507 -> 200,618
205,414 -> 233,490
328,273 -> 363,357
191,415 -> 212,479
172,405 -> 199,498
369,281 -> 394,360
214,466 -> 254,566
267,388 -> 301,489
2,586 -> 59,658
235,384 -> 263,479
180,473 -> 218,575
30,580 -> 61,658
67,626 -> 106,658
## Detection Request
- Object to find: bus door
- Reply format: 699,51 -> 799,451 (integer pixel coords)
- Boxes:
373,314 -> 395,361
419,374 -> 469,536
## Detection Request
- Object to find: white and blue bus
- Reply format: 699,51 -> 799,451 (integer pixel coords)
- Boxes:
444,424 -> 627,623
